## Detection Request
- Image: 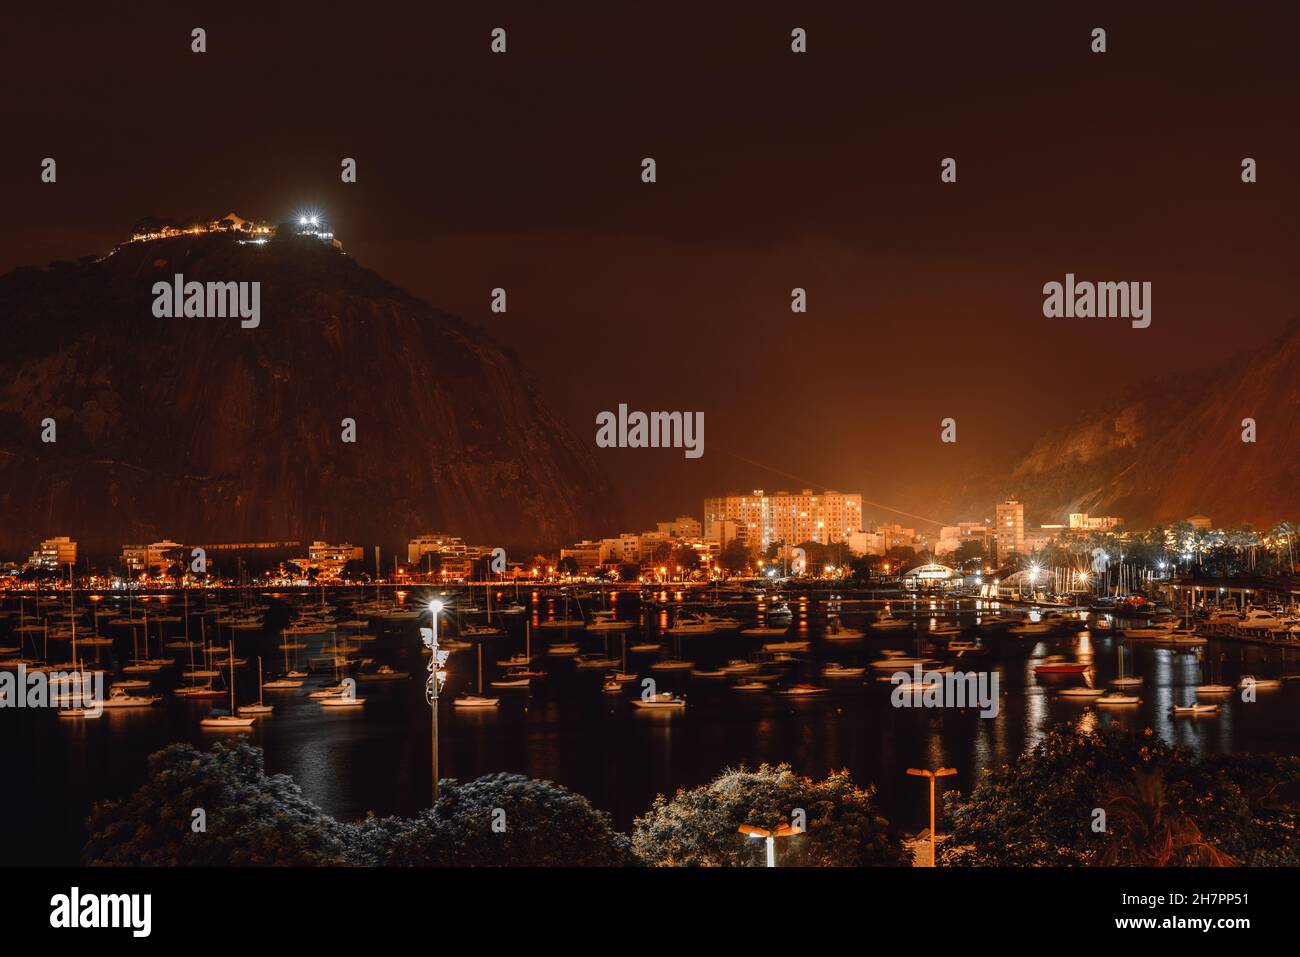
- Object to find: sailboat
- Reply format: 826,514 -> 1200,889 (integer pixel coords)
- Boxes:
1196,652 -> 1233,696
200,641 -> 256,728
455,640 -> 500,708
175,620 -> 223,698
237,657 -> 274,715
1111,641 -> 1142,688
264,637 -> 306,688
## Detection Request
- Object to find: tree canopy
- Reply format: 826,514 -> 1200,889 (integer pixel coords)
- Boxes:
940,723 -> 1300,866
633,763 -> 908,866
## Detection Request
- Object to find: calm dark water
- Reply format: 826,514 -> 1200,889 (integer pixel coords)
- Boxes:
3,589 -> 1299,865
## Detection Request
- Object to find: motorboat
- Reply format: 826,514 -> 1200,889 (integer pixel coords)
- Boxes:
1195,684 -> 1234,695
452,694 -> 500,708
780,684 -> 828,697
318,694 -> 366,708
573,656 -> 620,670
664,615 -> 717,636
200,711 -> 256,729
739,625 -> 789,636
1123,620 -> 1181,638
357,665 -> 409,682
872,613 -> 912,632
823,620 -> 865,640
648,659 -> 694,671
822,663 -> 866,678
1094,692 -> 1140,705
539,618 -> 585,630
1238,675 -> 1281,690
490,673 -> 534,689
1239,610 -> 1284,630
1034,663 -> 1088,675
631,693 -> 686,709
762,640 -> 809,652
1008,620 -> 1055,636
110,679 -> 152,691
101,687 -> 161,708
1059,686 -> 1106,698
1172,702 -> 1220,715
263,677 -> 305,689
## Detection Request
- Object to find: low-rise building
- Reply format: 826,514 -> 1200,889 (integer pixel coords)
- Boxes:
121,540 -> 186,576
25,536 -> 76,570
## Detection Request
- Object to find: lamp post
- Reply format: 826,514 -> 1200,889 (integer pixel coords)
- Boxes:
738,823 -> 797,867
906,766 -> 956,867
422,600 -> 450,804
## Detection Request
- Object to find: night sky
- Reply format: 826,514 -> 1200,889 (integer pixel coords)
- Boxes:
4,1 -> 1297,534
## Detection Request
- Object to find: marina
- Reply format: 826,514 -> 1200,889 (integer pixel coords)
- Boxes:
5,583 -> 1300,865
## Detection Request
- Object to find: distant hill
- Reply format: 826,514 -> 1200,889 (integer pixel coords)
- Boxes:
0,228 -> 619,555
947,319 -> 1300,529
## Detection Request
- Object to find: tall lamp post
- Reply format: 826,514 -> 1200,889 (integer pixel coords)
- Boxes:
422,600 -> 450,804
738,823 -> 797,867
906,766 -> 956,867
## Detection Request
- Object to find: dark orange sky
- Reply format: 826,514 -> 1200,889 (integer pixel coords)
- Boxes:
3,1 -> 1296,534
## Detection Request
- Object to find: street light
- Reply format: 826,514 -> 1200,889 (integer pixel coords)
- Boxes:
738,823 -> 798,867
422,600 -> 450,803
906,766 -> 957,867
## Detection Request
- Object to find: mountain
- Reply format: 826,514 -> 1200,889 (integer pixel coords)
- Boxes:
951,319 -> 1300,529
0,227 -> 619,557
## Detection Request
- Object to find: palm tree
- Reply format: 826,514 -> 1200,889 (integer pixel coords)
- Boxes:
1097,769 -> 1233,867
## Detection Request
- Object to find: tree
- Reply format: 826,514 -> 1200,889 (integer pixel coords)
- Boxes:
382,773 -> 634,866
83,741 -> 349,866
557,556 -> 579,576
719,538 -> 753,575
1097,769 -> 1233,866
940,723 -> 1300,866
85,743 -> 636,867
633,764 -> 908,867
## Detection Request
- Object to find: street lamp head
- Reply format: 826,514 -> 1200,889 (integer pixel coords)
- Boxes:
428,599 -> 443,613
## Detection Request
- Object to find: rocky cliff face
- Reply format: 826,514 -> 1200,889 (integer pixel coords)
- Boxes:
962,320 -> 1300,528
0,232 -> 619,556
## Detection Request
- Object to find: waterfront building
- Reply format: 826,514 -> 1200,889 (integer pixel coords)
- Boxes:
25,536 -> 77,570
559,541 -> 603,574
704,489 -> 862,551
1187,514 -> 1213,531
121,540 -> 186,576
296,541 -> 363,581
